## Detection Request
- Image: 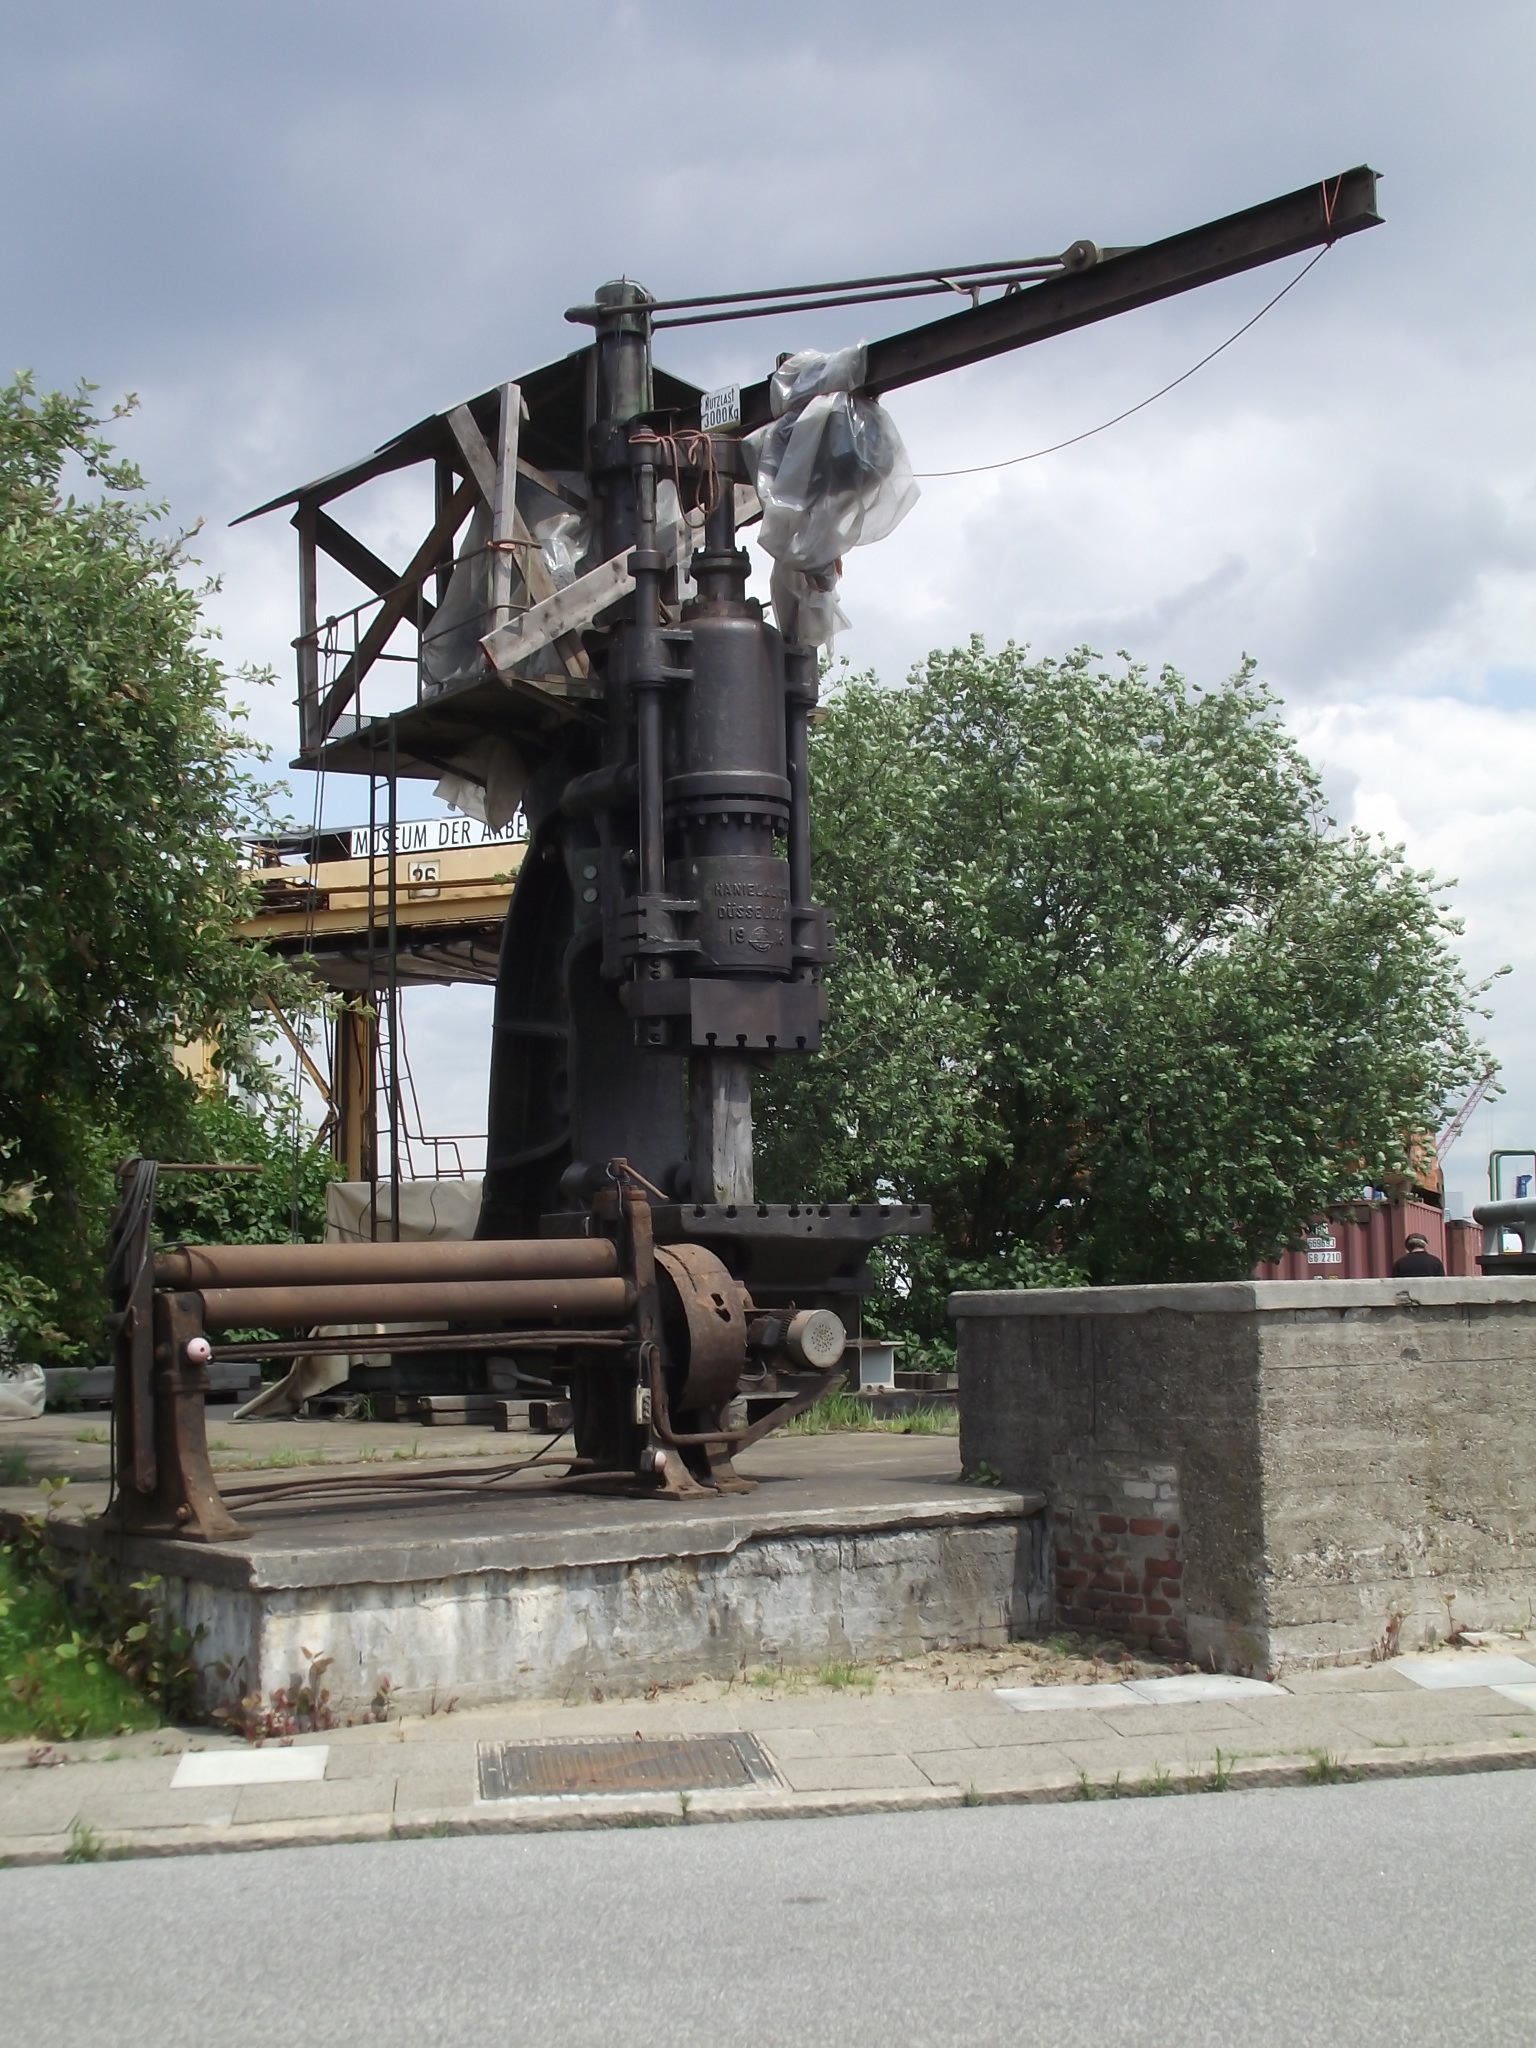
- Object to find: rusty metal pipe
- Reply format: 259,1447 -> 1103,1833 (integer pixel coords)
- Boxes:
156,1236 -> 618,1291
197,1277 -> 635,1330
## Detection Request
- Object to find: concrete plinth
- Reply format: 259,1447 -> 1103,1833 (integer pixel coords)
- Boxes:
953,1278 -> 1536,1674
51,1440 -> 1045,1716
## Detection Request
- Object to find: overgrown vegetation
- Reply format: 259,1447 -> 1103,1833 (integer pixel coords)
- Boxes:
153,1089 -> 341,1249
0,377 -> 304,1353
0,1502 -> 197,1739
757,641 -> 1495,1355
783,1390 -> 958,1435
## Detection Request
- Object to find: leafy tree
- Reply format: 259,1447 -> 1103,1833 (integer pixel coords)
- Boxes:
755,641 -> 1492,1352
152,1089 -> 342,1250
0,376 -> 297,1348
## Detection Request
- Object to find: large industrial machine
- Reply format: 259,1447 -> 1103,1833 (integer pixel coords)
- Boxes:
103,169 -> 1382,1537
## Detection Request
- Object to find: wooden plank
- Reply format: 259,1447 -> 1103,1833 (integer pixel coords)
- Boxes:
510,503 -> 591,680
517,457 -> 587,511
313,510 -> 434,627
263,996 -> 332,1105
446,403 -> 498,505
489,383 -> 522,633
434,458 -> 456,604
295,503 -> 320,753
481,553 -> 635,676
316,476 -> 477,741
449,395 -> 589,679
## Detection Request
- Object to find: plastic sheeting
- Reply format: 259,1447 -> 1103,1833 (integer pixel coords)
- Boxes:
533,510 -> 589,591
746,342 -> 918,646
0,1363 -> 46,1419
434,735 -> 527,830
420,504 -> 494,692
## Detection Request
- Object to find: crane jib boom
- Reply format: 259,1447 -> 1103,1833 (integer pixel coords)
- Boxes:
733,166 -> 1381,433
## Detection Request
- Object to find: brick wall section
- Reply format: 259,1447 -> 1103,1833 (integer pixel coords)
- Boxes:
1051,1457 -> 1187,1659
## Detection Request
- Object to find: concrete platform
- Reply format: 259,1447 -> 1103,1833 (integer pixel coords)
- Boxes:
45,1436 -> 1045,1717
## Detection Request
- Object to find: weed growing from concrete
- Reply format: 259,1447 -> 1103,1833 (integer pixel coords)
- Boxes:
1072,1770 -> 1124,1801
1202,1749 -> 1234,1792
1141,1763 -> 1175,1795
961,1461 -> 1004,1488
64,1820 -> 103,1864
1371,1610 -> 1404,1663
1305,1751 -> 1360,1785
210,1648 -> 338,1742
963,1782 -> 982,1807
0,1447 -> 30,1487
816,1662 -> 875,1691
748,1666 -> 807,1695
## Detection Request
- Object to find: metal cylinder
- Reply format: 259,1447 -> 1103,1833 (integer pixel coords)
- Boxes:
197,1275 -> 635,1331
156,1237 -> 619,1292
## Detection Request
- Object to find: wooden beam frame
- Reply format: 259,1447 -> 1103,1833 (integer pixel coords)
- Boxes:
313,510 -> 436,628
314,475 -> 477,746
296,504 -> 320,754
450,396 -> 591,680
490,384 -> 522,633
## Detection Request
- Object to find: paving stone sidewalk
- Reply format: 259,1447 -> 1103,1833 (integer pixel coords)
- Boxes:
5,1640 -> 1536,1865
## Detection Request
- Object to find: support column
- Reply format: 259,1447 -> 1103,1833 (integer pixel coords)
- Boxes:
333,999 -> 377,1185
689,1053 -> 754,1204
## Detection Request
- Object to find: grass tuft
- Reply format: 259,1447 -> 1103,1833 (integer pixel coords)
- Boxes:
785,1392 -> 958,1437
1305,1750 -> 1360,1785
64,1819 -> 104,1864
816,1661 -> 876,1691
1202,1748 -> 1234,1792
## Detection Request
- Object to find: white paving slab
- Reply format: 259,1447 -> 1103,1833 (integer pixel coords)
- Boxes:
1123,1675 -> 1288,1704
172,1747 -> 330,1789
995,1684 -> 1147,1713
1490,1683 -> 1536,1709
997,1674 -> 1291,1714
1393,1656 -> 1536,1692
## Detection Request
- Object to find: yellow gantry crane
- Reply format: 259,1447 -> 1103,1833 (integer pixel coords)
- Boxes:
239,817 -> 526,1181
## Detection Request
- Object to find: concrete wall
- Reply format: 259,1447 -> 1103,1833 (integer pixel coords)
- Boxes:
45,1495 -> 1047,1717
954,1279 -> 1536,1672
164,1521 -> 1039,1714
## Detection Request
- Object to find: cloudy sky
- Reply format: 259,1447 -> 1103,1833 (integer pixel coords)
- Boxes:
5,1 -> 1533,1208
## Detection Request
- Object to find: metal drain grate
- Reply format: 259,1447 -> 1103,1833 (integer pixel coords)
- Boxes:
478,1733 -> 781,1800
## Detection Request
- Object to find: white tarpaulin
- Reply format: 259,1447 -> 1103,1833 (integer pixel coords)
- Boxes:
0,1364 -> 46,1420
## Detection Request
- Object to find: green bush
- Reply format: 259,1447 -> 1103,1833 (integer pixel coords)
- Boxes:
0,1507 -> 198,1739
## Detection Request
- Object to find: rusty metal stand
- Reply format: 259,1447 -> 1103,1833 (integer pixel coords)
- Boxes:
92,1159 -> 845,1541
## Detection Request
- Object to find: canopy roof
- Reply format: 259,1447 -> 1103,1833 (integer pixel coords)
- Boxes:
234,346 -> 705,524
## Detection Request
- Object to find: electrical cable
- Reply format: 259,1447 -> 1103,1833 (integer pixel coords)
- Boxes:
909,246 -> 1329,480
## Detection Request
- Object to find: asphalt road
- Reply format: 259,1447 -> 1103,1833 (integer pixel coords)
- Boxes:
6,1773 -> 1534,2046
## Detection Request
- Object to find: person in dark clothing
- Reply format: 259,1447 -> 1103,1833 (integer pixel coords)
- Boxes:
1393,1232 -> 1445,1277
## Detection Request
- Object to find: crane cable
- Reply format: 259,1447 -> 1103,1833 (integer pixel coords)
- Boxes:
910,245 -> 1330,481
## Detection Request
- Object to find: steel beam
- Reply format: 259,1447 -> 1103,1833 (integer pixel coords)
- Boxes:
735,167 -> 1381,429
